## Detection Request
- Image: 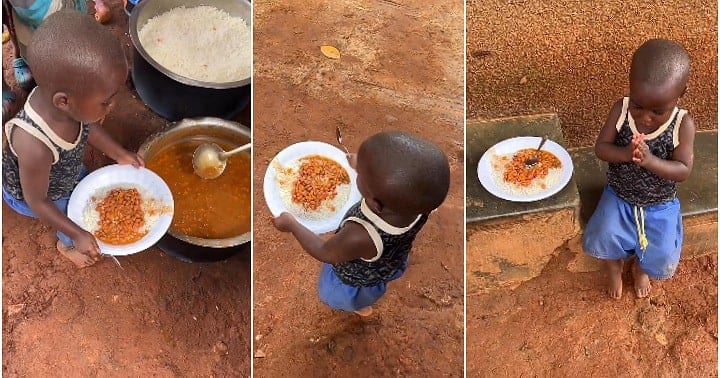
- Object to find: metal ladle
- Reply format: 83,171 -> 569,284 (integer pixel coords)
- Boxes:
192,142 -> 252,179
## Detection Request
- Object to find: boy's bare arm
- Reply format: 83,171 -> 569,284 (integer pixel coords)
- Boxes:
634,115 -> 695,182
273,212 -> 376,264
87,124 -> 144,167
12,129 -> 100,257
595,98 -> 635,163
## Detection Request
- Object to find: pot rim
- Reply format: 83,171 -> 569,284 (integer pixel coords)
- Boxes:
128,0 -> 252,89
138,117 -> 252,248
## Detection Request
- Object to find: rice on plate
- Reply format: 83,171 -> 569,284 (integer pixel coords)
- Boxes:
138,6 -> 251,83
274,155 -> 351,221
490,148 -> 563,196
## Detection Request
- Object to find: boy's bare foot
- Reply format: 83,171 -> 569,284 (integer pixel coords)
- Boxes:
604,259 -> 624,299
353,306 -> 373,317
56,240 -> 96,268
633,264 -> 651,298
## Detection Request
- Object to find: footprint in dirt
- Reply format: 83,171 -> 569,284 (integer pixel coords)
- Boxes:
320,317 -> 380,361
635,303 -> 668,335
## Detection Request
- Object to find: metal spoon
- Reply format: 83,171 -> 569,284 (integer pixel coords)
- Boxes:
336,126 -> 349,154
525,135 -> 549,167
102,253 -> 123,270
192,142 -> 252,179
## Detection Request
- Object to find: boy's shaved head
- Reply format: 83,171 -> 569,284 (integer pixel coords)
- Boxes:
630,38 -> 690,93
26,10 -> 127,94
359,131 -> 450,214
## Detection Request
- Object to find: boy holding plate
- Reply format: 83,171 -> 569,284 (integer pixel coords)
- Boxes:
273,131 -> 450,316
2,11 -> 143,268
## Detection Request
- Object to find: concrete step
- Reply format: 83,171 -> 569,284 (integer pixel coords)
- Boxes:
466,114 -> 580,294
466,113 -> 579,223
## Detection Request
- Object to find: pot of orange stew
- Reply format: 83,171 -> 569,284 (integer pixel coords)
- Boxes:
138,117 -> 251,261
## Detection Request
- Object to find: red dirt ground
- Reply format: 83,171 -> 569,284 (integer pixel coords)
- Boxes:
252,0 -> 464,376
467,248 -> 718,376
466,1 -> 718,375
2,2 -> 251,376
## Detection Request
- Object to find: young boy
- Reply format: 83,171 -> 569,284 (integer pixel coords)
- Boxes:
583,38 -> 696,299
2,0 -> 112,120
2,11 -> 143,268
272,131 -> 451,316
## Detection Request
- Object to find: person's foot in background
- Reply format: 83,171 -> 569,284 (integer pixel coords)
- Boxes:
123,0 -> 141,16
12,56 -> 34,90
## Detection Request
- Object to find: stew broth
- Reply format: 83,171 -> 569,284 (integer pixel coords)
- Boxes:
146,138 -> 251,239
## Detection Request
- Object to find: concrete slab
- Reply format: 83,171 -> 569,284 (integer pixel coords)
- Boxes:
466,114 -> 581,292
466,114 -> 580,223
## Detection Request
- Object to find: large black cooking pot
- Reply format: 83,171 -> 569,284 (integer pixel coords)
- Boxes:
128,0 -> 252,121
156,234 -> 250,263
138,117 -> 252,263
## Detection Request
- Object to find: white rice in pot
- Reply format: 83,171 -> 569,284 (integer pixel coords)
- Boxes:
138,6 -> 251,83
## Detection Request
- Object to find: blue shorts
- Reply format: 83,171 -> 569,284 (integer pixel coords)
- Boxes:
2,165 -> 88,248
317,259 -> 408,312
583,186 -> 682,280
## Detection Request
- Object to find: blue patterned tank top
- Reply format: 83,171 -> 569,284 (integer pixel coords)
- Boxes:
331,199 -> 429,287
2,91 -> 89,201
607,97 -> 687,206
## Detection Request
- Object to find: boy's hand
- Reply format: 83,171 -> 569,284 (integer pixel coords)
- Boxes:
73,231 -> 102,260
116,150 -> 145,168
272,212 -> 298,233
632,139 -> 655,167
346,153 -> 357,169
624,141 -> 637,162
627,133 -> 644,163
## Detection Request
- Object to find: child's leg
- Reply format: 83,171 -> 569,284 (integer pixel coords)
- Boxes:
353,306 -> 373,317
604,259 -> 624,299
3,167 -> 95,267
582,186 -> 637,298
633,198 -> 683,298
632,260 -> 651,298
56,239 -> 96,268
317,263 -> 387,313
2,186 -> 40,217
46,195 -> 97,268
350,259 -> 409,316
3,190 -> 94,267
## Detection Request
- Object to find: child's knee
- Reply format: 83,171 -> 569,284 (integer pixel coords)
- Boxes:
639,249 -> 680,280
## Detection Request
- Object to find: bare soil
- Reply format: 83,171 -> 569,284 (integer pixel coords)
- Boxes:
467,247 -> 718,376
2,2 -> 251,376
252,0 -> 464,376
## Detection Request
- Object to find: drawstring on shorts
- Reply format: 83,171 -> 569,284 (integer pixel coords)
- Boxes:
633,205 -> 649,259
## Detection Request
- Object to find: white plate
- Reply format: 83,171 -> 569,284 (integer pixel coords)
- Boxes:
67,164 -> 174,255
477,136 -> 574,202
263,141 -> 361,234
